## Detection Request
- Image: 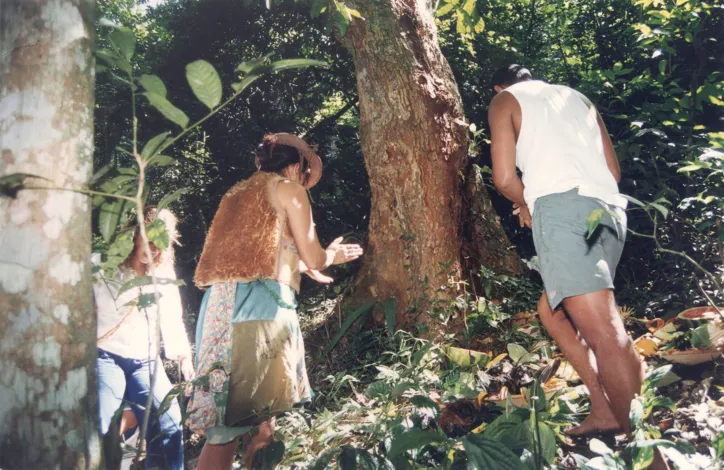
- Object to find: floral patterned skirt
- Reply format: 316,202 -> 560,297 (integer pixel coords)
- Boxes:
185,280 -> 311,444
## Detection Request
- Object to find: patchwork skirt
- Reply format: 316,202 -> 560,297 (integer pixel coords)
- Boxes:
186,279 -> 311,444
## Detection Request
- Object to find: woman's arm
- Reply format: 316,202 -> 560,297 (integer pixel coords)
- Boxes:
155,264 -> 193,366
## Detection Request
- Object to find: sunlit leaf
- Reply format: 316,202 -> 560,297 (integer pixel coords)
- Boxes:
138,74 -> 167,97
141,132 -> 171,159
157,188 -> 190,210
109,26 -> 136,61
388,429 -> 445,458
186,60 -> 223,110
146,218 -> 169,250
311,0 -> 329,18
99,200 -> 124,242
144,92 -> 189,129
146,154 -> 176,168
117,276 -> 185,296
648,202 -> 669,219
462,433 -> 524,469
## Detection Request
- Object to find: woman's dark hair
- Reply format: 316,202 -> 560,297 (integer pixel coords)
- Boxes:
490,64 -> 532,90
256,140 -> 309,181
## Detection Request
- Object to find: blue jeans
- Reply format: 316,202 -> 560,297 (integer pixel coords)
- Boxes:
97,349 -> 184,470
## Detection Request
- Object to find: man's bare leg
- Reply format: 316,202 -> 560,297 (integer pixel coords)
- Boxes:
536,293 -> 621,435
562,289 -> 643,436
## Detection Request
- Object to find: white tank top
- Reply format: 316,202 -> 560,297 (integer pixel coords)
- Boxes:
504,80 -> 627,214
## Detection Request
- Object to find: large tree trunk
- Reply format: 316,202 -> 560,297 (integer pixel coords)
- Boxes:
0,1 -> 100,468
338,0 -> 517,326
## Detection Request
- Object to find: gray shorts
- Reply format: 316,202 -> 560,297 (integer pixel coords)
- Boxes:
532,189 -> 627,310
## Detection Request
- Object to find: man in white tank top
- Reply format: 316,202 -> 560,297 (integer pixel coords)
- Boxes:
488,65 -> 660,464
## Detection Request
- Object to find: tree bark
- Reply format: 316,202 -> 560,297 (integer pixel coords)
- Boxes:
0,1 -> 100,468
337,0 -> 518,327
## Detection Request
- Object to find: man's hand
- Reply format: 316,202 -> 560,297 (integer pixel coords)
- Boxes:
179,355 -> 195,382
306,269 -> 334,284
513,203 -> 532,229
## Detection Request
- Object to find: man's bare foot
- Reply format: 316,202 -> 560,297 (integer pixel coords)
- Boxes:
564,412 -> 622,436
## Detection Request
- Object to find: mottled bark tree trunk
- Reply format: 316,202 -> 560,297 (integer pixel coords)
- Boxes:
0,1 -> 100,468
338,0 -> 518,326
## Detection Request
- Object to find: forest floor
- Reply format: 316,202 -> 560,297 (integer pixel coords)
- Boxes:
169,290 -> 724,470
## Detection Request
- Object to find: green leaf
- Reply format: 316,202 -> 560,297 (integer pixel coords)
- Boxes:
586,209 -> 605,239
323,303 -> 374,354
156,384 -> 184,418
537,422 -> 557,465
483,413 -> 522,442
141,132 -> 171,159
507,343 -> 528,363
648,202 -> 669,219
621,194 -> 647,208
0,172 -> 48,198
109,26 -> 135,60
658,59 -> 667,75
645,365 -> 680,390
332,1 -> 352,36
144,92 -> 189,129
383,297 -> 397,335
138,74 -> 167,97
186,60 -> 223,110
462,433 -> 524,470
436,3 -> 455,17
311,0 -> 328,18
391,381 -> 419,398
146,154 -> 176,168
338,445 -> 357,470
146,219 -> 170,250
157,188 -> 190,210
98,200 -> 124,242
632,445 -> 655,470
365,381 -> 391,400
388,430 -> 445,458
690,324 -> 712,348
630,397 -> 645,429
409,395 -> 440,416
713,432 -> 724,460
117,276 -> 185,296
310,448 -> 339,470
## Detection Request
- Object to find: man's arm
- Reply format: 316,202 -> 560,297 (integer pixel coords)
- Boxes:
489,92 -> 526,207
597,113 -> 621,182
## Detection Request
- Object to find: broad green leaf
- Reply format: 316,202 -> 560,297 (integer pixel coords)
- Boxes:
632,445 -> 654,470
507,343 -> 528,363
391,380 -> 419,398
104,230 -> 135,268
186,60 -> 223,110
462,433 -> 524,470
436,3 -> 455,17
332,1 -> 352,36
117,276 -> 185,296
713,432 -> 724,460
146,154 -> 176,168
645,365 -> 680,390
144,92 -> 189,129
690,324 -> 712,348
90,163 -> 113,185
648,202 -> 669,219
156,384 -> 184,418
589,438 -> 613,455
235,53 -> 274,74
537,422 -> 557,464
388,429 -> 445,458
365,380 -> 390,400
95,49 -> 122,68
630,397 -> 645,428
658,59 -> 667,75
410,395 -> 440,416
383,297 -> 397,334
311,0 -> 328,18
157,188 -> 190,210
474,17 -> 485,33
586,209 -> 605,239
98,200 -> 124,242
146,219 -> 169,250
141,132 -> 171,158
483,413 -> 522,442
109,26 -> 135,60
621,194 -> 647,208
323,303 -> 374,354
338,446 -> 357,470
138,74 -> 167,97
0,172 -> 48,198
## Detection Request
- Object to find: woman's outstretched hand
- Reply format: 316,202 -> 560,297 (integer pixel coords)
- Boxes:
326,237 -> 364,265
306,269 -> 334,284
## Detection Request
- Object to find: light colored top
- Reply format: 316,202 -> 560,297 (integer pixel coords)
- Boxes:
504,80 -> 627,213
93,253 -> 192,361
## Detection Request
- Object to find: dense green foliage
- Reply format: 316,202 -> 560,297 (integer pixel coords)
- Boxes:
87,0 -> 723,468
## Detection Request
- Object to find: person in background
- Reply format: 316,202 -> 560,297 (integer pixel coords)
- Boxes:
187,133 -> 363,470
488,65 -> 667,469
94,207 -> 194,470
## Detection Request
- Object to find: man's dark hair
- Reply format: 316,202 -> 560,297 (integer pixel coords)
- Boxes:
490,64 -> 532,90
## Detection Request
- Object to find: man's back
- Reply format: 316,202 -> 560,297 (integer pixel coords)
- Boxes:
504,80 -> 622,211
